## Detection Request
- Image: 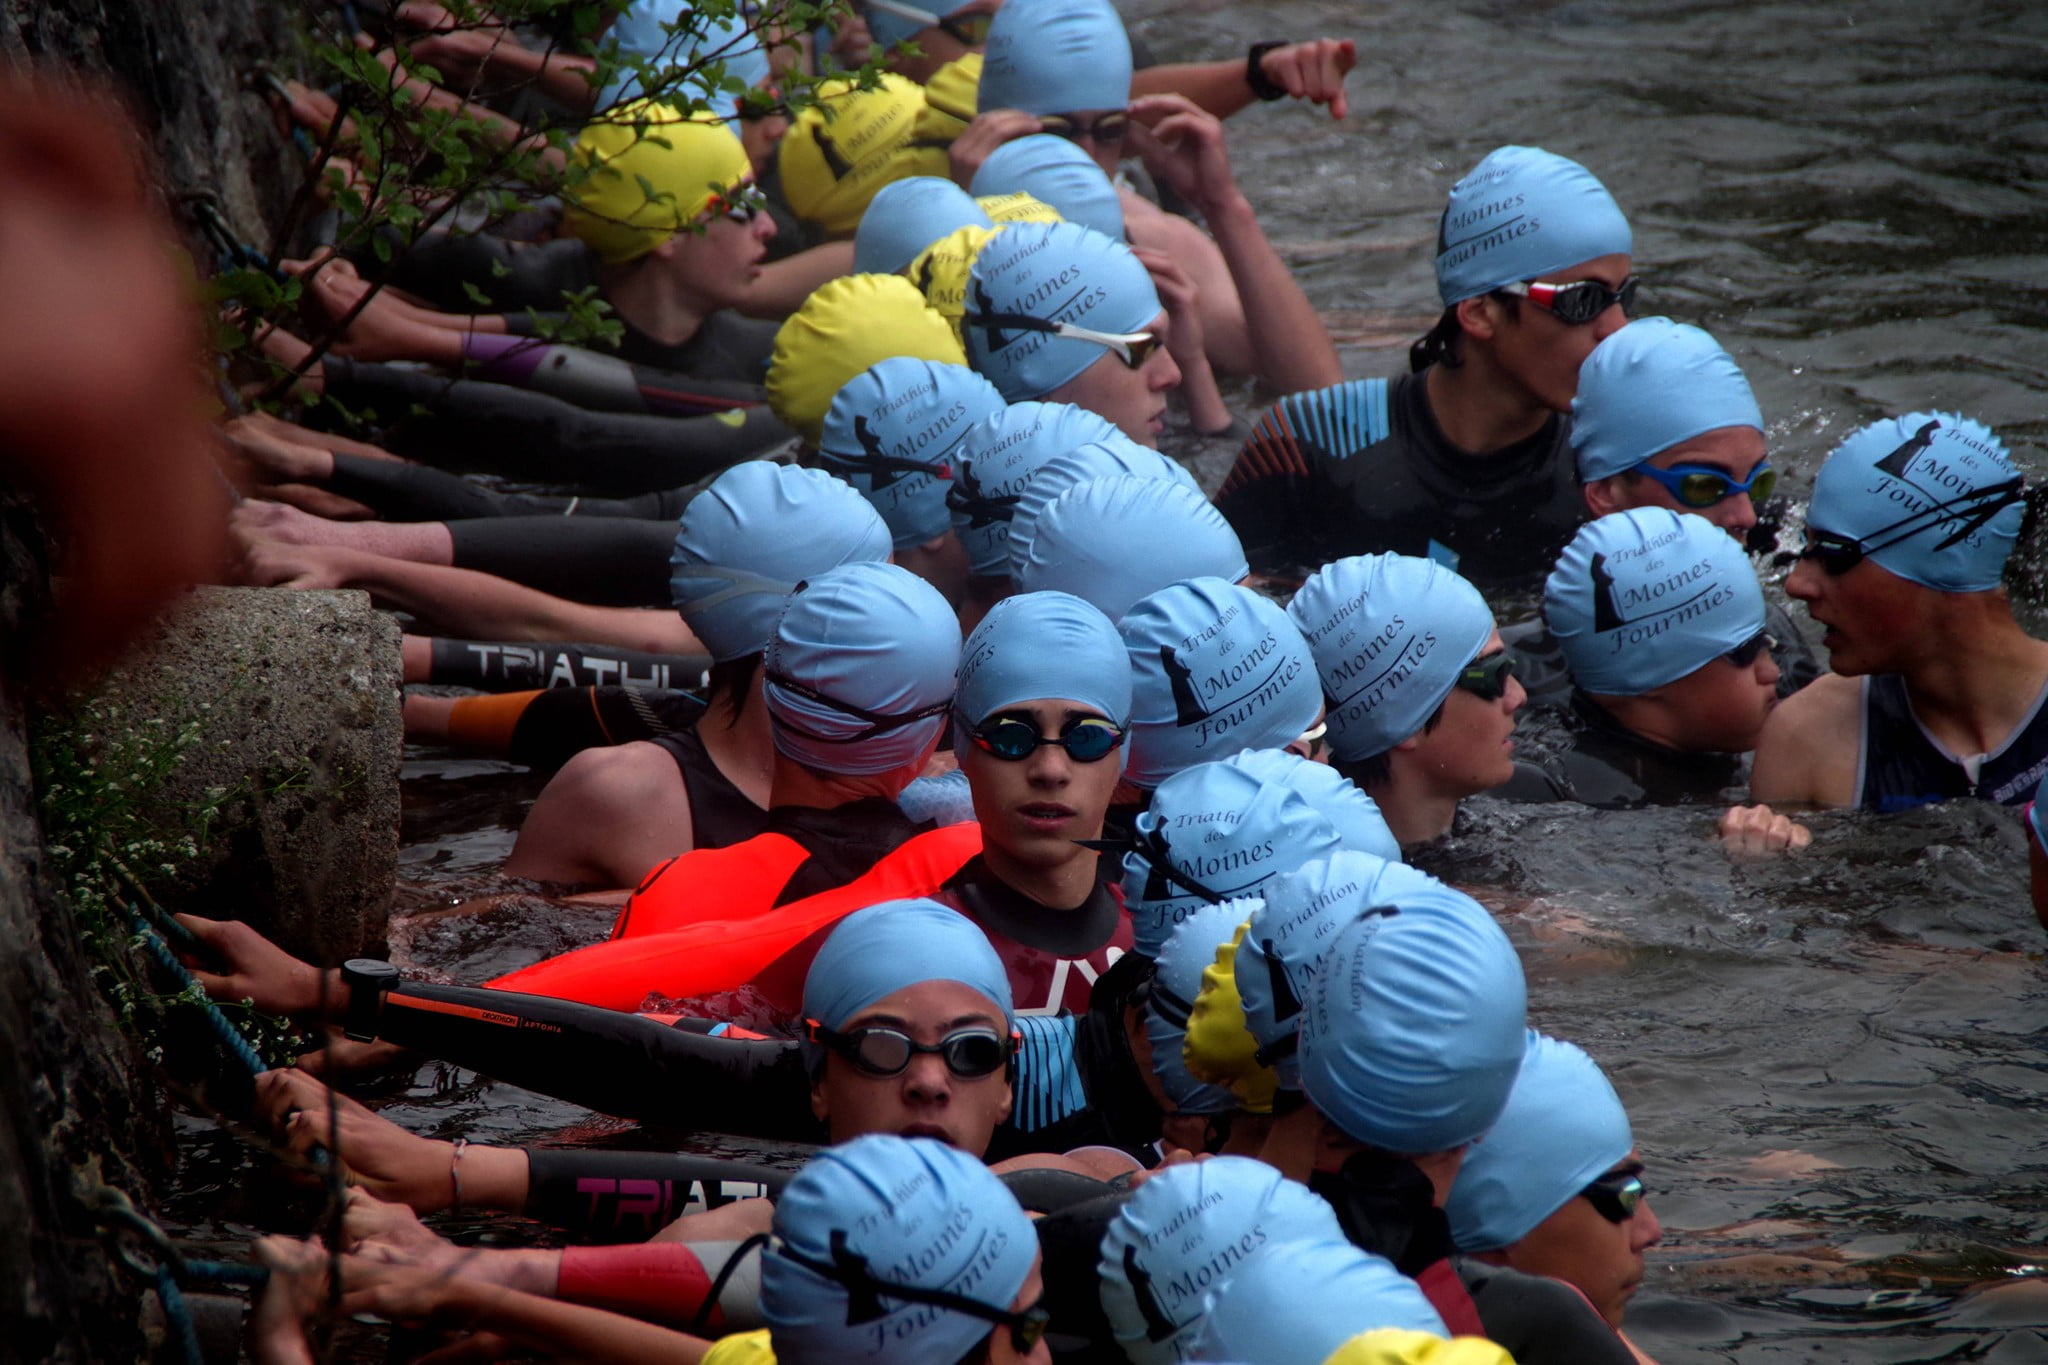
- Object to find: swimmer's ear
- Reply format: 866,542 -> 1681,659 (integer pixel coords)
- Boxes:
809,1072 -> 830,1123
1584,474 -> 1626,517
1452,292 -> 1503,344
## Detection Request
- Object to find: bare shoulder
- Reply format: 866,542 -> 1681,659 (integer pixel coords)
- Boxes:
505,740 -> 692,883
1750,674 -> 1862,807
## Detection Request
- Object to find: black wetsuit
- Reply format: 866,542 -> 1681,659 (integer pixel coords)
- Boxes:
1309,1150 -> 1637,1365
425,639 -> 709,695
502,687 -> 707,772
320,357 -> 790,496
1856,673 -> 2048,812
328,452 -> 704,525
1214,372 -> 1585,589
1494,691 -> 1748,810
650,728 -> 771,850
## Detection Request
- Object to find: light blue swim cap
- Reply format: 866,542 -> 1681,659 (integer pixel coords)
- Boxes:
599,0 -> 770,129
1544,508 -> 1766,697
853,176 -> 996,276
670,463 -> 893,661
1123,760 -> 1344,958
964,221 -> 1163,401
820,358 -> 1007,549
1435,145 -> 1633,306
1445,1031 -> 1634,1252
764,562 -> 961,775
1006,439 -> 1202,582
950,401 -> 1126,577
763,1134 -> 1036,1364
1238,851 -> 1441,1093
1571,318 -> 1764,483
1288,555 -> 1497,764
971,134 -> 1125,241
801,899 -> 1015,1050
1298,876 -> 1527,1153
1190,1238 -> 1448,1365
1098,1156 -> 1345,1365
1146,901 -> 1254,1116
1122,579 -> 1324,791
1223,750 -> 1402,865
978,0 -> 1132,115
1805,411 -> 2025,592
955,589 -> 1131,727
1017,477 -> 1249,622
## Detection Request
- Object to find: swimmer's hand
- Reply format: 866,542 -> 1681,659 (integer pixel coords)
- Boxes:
1125,95 -> 1240,218
1718,803 -> 1811,860
947,108 -> 1043,187
178,914 -> 335,1021
1254,40 -> 1358,121
256,1068 -> 468,1213
248,1235 -> 332,1365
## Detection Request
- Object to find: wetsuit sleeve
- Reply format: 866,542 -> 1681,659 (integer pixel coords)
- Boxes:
437,687 -> 703,766
443,516 -> 677,606
524,1152 -> 789,1240
320,358 -> 792,496
374,982 -> 821,1136
377,234 -> 595,314
326,453 -> 680,523
555,1239 -> 766,1331
458,335 -> 768,419
425,638 -> 709,694
1214,399 -> 1327,571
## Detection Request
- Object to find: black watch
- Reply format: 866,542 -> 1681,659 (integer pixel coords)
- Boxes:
339,958 -> 400,1043
1245,41 -> 1290,101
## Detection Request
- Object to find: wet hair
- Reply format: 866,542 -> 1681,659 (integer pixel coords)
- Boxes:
1407,293 -> 1521,374
706,653 -> 761,725
1335,698 -> 1446,790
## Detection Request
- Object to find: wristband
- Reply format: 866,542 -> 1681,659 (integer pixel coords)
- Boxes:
1245,41 -> 1290,101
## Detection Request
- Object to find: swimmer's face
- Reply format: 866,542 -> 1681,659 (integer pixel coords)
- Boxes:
960,698 -> 1122,878
1596,425 -> 1769,536
671,185 -> 778,307
1500,1152 -> 1662,1329
1652,635 -> 1781,754
1479,253 -> 1633,414
1044,309 -> 1179,447
1399,629 -> 1524,798
1784,546 -> 1928,678
811,979 -> 1014,1155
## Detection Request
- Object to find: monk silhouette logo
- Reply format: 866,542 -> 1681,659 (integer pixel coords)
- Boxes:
1162,645 -> 1208,727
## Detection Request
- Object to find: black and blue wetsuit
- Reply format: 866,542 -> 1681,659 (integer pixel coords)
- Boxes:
1856,673 -> 2048,812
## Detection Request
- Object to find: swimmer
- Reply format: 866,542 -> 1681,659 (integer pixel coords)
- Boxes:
1190,1238 -> 1461,1365
1289,554 -> 1525,846
1445,1033 -> 1665,1336
1114,577 -> 1327,830
1287,871 -> 1643,1364
1218,145 -> 1636,587
1752,412 -> 2046,814
852,175 -> 994,275
503,464 -> 893,887
777,75 -> 949,243
813,356 -> 1006,608
1013,475 -> 1247,622
962,219 -> 1184,446
1505,508 -> 1810,853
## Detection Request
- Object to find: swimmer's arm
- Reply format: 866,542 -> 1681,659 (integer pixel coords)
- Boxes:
1129,40 -> 1357,121
728,241 -> 857,319
1748,673 -> 1861,808
504,741 -> 698,886
240,544 -> 703,653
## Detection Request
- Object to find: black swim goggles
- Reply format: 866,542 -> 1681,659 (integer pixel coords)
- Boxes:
766,673 -> 952,743
863,0 -> 997,47
1581,1164 -> 1647,1224
805,1020 -> 1017,1078
1798,475 -> 2025,576
1039,111 -> 1130,146
966,711 -> 1126,763
1497,274 -> 1639,326
1726,631 -> 1775,669
1632,460 -> 1776,509
1456,651 -> 1518,702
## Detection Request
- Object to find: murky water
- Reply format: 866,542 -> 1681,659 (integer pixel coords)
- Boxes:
164,2 -> 2048,1359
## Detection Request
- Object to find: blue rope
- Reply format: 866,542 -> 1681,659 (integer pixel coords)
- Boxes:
184,1259 -> 271,1290
116,901 -> 268,1078
154,1266 -> 204,1365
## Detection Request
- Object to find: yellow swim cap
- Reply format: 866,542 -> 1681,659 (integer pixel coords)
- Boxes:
779,75 -> 949,237
905,223 -> 998,340
1182,920 -> 1278,1113
913,52 -> 983,145
975,190 -> 1064,226
1323,1330 -> 1519,1365
767,274 -> 966,445
698,1329 -> 776,1365
562,101 -> 753,265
